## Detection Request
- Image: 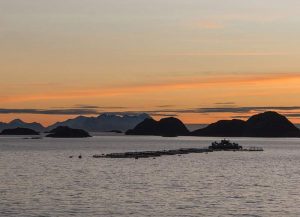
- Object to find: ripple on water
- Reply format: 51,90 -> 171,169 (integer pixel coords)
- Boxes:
0,136 -> 300,216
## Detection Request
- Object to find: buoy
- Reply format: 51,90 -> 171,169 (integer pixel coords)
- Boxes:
78,154 -> 82,159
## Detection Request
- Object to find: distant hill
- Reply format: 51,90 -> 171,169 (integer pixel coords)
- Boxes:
47,113 -> 151,132
0,119 -> 45,132
191,111 -> 300,137
126,117 -> 189,136
0,127 -> 40,135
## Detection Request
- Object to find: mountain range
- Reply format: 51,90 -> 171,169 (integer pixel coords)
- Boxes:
46,113 -> 151,132
0,119 -> 45,132
0,113 -> 151,133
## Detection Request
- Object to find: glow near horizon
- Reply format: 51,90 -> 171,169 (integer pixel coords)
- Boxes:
1,0 -> 300,125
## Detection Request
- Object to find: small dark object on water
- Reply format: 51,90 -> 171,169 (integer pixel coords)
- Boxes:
69,156 -> 73,158
107,130 -> 123,134
162,134 -> 178,137
31,137 -> 42,140
24,137 -> 42,140
78,155 -> 82,159
209,139 -> 243,151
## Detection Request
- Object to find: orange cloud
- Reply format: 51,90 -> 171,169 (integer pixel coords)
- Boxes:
1,73 -> 300,104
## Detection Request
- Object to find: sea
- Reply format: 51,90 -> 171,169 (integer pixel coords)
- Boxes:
0,134 -> 299,217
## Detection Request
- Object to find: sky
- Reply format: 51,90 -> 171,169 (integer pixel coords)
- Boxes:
1,0 -> 300,126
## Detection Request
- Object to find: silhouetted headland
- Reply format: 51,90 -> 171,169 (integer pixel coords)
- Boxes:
46,126 -> 91,138
0,127 -> 40,135
191,111 -> 300,137
125,117 -> 189,136
244,111 -> 300,137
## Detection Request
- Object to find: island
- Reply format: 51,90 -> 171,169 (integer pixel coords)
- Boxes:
46,126 -> 91,138
0,127 -> 40,135
125,117 -> 189,136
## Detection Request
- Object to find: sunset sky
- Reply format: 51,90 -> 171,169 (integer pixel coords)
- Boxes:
1,0 -> 300,126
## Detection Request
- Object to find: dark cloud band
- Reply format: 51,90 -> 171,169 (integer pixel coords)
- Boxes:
0,108 -> 99,115
1,106 -> 300,116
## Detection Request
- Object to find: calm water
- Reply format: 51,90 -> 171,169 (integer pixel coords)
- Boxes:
0,135 -> 299,217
